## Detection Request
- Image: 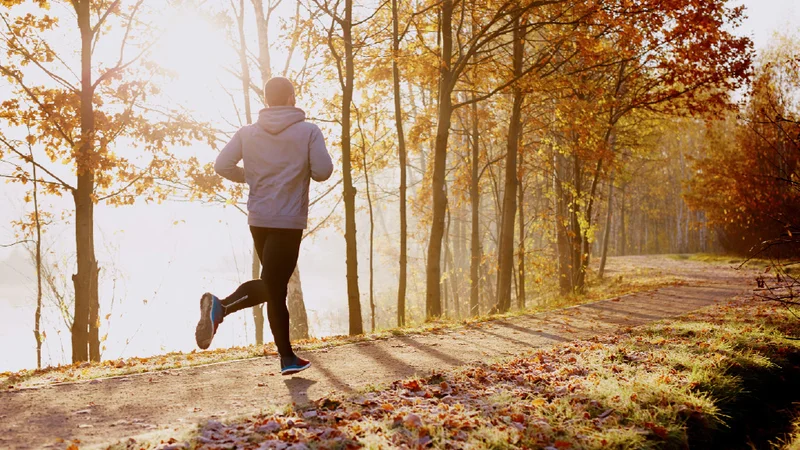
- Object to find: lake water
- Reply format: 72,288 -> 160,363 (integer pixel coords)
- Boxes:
0,200 -> 392,373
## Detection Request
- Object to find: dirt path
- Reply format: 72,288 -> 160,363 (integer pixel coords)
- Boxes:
0,256 -> 754,449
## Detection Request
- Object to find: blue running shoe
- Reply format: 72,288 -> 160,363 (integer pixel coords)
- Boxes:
195,293 -> 224,350
280,355 -> 311,376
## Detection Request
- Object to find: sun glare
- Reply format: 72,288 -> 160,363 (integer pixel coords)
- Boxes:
150,9 -> 230,92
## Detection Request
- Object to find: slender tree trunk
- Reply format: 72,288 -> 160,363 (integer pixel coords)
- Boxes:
443,207 -> 451,318
392,0 -> 408,327
453,208 -> 463,319
251,253 -> 266,344
569,153 -> 583,293
469,99 -> 480,316
425,0 -> 453,320
598,173 -> 614,279
574,156 -> 603,293
638,208 -> 645,254
496,17 -> 524,313
362,141 -> 376,332
444,204 -> 460,318
654,215 -> 660,254
72,0 -> 100,363
31,144 -> 43,369
251,0 -> 273,83
287,268 -> 309,340
554,149 -> 572,295
517,154 -> 525,310
235,0 -> 267,344
619,184 -> 626,256
341,2 -> 363,334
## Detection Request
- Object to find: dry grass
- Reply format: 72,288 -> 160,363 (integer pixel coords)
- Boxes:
136,298 -> 800,449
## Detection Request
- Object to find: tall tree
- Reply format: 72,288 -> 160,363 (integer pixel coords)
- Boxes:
312,0 -> 364,334
496,16 -> 525,313
392,0 -> 408,327
548,0 -> 751,293
229,0 -> 269,344
0,1 -> 212,362
426,0 -> 557,318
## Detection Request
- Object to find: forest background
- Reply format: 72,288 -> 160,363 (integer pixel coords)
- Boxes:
0,0 -> 797,373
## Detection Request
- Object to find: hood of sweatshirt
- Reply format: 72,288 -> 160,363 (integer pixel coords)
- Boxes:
257,106 -> 306,135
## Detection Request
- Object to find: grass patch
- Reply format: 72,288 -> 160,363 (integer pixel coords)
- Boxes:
779,420 -> 800,449
667,253 -> 755,266
125,298 -> 800,450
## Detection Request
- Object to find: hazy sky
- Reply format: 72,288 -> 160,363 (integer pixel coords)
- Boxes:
737,0 -> 799,50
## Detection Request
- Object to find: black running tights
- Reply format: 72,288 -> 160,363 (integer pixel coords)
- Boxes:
220,227 -> 302,357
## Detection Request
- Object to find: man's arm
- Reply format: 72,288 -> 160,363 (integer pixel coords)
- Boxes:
309,126 -> 334,182
214,130 -> 246,183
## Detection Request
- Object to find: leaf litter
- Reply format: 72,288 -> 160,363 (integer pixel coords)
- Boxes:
121,298 -> 800,450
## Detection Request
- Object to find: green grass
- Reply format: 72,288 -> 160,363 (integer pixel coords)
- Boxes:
667,253 -> 756,266
143,298 -> 800,450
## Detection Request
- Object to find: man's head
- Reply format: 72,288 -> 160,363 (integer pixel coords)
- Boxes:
264,77 -> 296,107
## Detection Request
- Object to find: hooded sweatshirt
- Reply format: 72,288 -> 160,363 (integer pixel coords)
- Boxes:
214,106 -> 334,229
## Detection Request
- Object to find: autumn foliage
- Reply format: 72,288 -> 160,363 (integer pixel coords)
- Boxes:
686,37 -> 800,256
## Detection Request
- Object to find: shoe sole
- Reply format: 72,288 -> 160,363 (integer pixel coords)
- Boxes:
195,294 -> 214,350
281,361 -> 312,376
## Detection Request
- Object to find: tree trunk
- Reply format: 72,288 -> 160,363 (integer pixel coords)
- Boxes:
654,215 -> 660,254
31,144 -> 43,368
392,0 -> 407,327
251,0 -> 273,84
341,1 -> 363,335
72,0 -> 100,363
496,17 -> 524,313
362,137 -> 376,331
598,173 -> 614,279
252,252 -> 265,344
234,1 -> 268,344
443,207 -> 451,318
453,207 -> 463,319
569,154 -> 583,293
573,156 -> 603,293
287,268 -> 309,340
469,99 -> 480,317
517,153 -> 525,310
425,0 -> 453,320
619,184 -> 626,256
554,149 -> 572,295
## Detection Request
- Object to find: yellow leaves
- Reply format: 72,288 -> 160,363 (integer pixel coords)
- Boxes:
531,398 -> 546,407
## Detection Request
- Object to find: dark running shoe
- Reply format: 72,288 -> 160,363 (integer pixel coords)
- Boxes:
195,293 -> 224,350
281,355 -> 311,376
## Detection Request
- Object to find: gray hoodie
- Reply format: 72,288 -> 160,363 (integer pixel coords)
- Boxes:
215,106 -> 334,229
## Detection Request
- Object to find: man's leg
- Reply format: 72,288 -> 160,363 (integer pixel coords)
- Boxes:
195,279 -> 269,349
195,228 -> 269,349
259,227 -> 302,359
217,227 -> 270,315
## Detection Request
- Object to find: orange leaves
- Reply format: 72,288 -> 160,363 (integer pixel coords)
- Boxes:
2,1 -> 219,211
644,422 -> 669,438
401,379 -> 422,391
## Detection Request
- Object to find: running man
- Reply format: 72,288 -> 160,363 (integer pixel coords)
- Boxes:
195,77 -> 333,376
